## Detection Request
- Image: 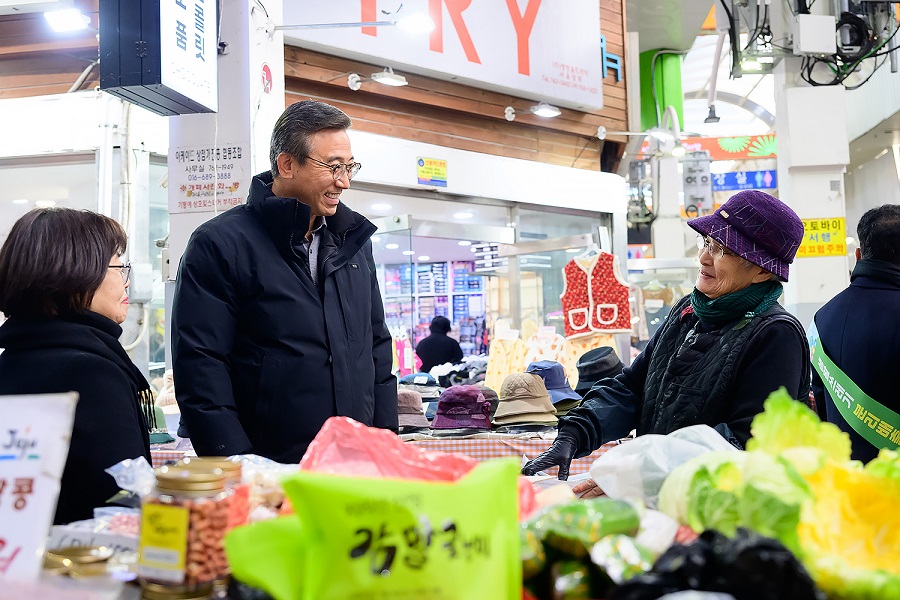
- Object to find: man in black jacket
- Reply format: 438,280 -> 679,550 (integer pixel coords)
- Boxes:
812,205 -> 900,462
172,100 -> 398,463
415,315 -> 464,373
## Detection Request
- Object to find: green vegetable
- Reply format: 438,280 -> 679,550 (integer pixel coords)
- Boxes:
746,388 -> 851,463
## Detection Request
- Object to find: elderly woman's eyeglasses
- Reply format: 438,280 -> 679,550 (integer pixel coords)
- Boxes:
108,263 -> 131,283
303,156 -> 362,181
696,235 -> 735,259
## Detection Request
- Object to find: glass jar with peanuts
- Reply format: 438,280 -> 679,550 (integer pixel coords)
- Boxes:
179,457 -> 250,530
138,465 -> 229,590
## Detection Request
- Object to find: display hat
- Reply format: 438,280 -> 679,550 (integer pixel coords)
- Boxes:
399,383 -> 442,399
397,389 -> 430,429
431,385 -> 492,430
687,190 -> 804,281
525,361 -> 581,405
575,346 -> 625,396
476,384 -> 500,418
399,372 -> 439,387
494,373 -> 557,423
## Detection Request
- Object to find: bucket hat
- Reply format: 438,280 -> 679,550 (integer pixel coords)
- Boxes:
399,372 -> 439,387
574,346 -> 625,396
476,384 -> 500,418
493,373 -> 557,423
687,190 -> 804,281
526,361 -> 581,405
431,385 -> 492,430
399,383 -> 442,399
397,389 -> 430,429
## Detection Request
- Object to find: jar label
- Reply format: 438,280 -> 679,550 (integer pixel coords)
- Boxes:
138,503 -> 189,583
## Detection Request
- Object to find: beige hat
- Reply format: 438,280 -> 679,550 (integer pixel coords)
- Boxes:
494,373 -> 556,421
492,411 -> 558,426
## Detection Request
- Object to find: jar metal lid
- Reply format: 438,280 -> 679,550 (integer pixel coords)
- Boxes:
179,457 -> 242,483
46,545 -> 113,564
155,466 -> 226,492
141,581 -> 213,600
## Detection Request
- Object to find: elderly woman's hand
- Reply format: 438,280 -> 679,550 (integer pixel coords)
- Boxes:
521,431 -> 578,480
572,479 -> 606,499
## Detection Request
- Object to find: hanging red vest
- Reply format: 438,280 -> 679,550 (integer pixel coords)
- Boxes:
560,252 -> 631,337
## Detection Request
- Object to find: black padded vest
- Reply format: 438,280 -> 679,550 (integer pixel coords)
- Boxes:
638,295 -> 807,435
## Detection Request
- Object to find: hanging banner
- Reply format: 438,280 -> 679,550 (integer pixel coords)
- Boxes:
640,134 -> 778,161
0,393 -> 78,582
169,143 -> 249,213
711,170 -> 777,191
796,217 -> 847,258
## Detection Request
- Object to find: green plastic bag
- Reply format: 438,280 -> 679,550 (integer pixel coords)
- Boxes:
228,458 -> 522,600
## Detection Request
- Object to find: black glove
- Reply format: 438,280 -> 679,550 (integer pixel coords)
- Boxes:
521,431 -> 578,480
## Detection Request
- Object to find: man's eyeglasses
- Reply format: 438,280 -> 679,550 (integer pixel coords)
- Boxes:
109,263 -> 131,283
303,156 -> 362,181
696,235 -> 735,260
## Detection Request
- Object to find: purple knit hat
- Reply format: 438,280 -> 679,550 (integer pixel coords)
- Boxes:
687,190 -> 804,281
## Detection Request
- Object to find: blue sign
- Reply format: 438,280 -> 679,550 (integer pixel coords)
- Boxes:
712,170 -> 777,192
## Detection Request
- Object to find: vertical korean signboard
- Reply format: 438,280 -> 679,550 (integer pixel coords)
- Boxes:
160,0 -> 218,112
0,394 -> 77,581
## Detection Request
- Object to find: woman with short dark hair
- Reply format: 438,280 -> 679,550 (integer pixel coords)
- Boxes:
0,208 -> 152,524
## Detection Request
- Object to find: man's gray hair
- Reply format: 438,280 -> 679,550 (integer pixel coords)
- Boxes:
269,100 -> 352,177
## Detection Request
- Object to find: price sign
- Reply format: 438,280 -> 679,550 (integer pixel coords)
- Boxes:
0,393 -> 77,581
227,459 -> 521,600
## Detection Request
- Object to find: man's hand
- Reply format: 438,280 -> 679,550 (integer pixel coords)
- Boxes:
521,432 -> 578,480
572,479 -> 606,499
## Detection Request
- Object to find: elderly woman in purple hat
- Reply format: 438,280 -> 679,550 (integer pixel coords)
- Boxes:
524,190 -> 811,485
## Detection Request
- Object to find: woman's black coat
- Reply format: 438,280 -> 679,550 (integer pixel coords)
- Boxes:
0,311 -> 151,524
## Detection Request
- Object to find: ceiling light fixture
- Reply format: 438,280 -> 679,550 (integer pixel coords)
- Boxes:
530,102 -> 561,118
458,240 -> 472,246
35,200 -> 57,208
371,203 -> 392,211
371,236 -> 381,243
453,212 -> 473,219
11,199 -> 28,204
385,243 -> 400,250
371,67 -> 408,87
402,250 -> 416,256
418,255 -> 431,261
44,8 -> 90,32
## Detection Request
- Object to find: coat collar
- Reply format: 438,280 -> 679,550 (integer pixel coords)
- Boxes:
247,171 -> 375,257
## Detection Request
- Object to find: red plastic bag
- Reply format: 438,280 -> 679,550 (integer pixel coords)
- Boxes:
298,417 -> 538,520
299,416 -> 478,481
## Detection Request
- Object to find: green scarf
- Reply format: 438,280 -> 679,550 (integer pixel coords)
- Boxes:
691,280 -> 783,327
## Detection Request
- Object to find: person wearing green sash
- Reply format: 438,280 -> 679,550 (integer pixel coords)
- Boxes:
812,205 -> 900,462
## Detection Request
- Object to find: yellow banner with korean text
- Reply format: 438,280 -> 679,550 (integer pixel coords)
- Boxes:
796,217 -> 847,258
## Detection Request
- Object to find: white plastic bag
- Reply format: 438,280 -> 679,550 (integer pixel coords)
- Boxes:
588,425 -> 738,508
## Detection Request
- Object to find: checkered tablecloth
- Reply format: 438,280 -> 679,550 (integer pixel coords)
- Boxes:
406,437 -> 623,476
150,449 -> 190,467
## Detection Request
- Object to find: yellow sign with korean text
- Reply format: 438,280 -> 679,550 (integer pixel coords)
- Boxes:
417,157 -> 448,187
796,217 -> 846,258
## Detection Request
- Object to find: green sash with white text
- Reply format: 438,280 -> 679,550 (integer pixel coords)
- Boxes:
808,321 -> 900,451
